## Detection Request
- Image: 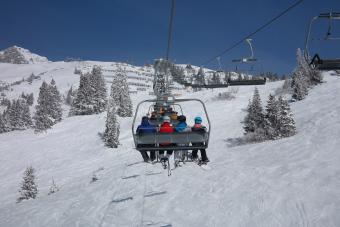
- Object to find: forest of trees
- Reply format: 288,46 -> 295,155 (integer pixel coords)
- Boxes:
243,87 -> 296,142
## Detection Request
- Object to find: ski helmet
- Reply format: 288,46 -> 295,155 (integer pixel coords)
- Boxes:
178,115 -> 186,122
194,116 -> 202,123
163,116 -> 171,122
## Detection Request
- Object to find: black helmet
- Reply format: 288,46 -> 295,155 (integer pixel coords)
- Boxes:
178,115 -> 186,122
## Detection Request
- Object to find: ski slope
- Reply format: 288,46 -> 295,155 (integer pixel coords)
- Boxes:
1,59 -> 340,226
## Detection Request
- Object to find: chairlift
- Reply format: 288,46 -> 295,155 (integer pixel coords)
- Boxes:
132,95 -> 211,152
305,12 -> 340,70
230,39 -> 265,82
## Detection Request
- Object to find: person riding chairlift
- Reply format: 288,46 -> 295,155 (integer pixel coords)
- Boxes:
159,116 -> 174,157
136,116 -> 157,162
174,115 -> 190,165
191,116 -> 209,163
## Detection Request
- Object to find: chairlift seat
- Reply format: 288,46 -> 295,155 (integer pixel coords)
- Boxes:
134,131 -> 209,151
317,59 -> 340,70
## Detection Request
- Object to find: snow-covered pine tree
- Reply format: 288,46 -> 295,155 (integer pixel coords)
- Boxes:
278,96 -> 296,137
69,73 -> 93,115
243,87 -> 266,141
7,100 -> 19,130
111,67 -> 133,117
19,99 -> 33,129
211,72 -> 221,85
49,79 -> 62,122
17,166 -> 38,202
292,70 -> 308,101
26,93 -> 34,106
48,177 -> 59,195
103,99 -> 120,148
34,81 -> 54,131
243,100 -> 256,134
295,48 -> 323,88
0,111 -> 11,133
89,66 -> 107,113
264,94 -> 281,139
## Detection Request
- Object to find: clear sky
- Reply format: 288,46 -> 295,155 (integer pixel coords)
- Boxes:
1,0 -> 339,74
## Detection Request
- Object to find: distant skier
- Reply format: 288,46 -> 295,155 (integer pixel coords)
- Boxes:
191,116 -> 209,163
159,116 -> 174,157
136,116 -> 157,162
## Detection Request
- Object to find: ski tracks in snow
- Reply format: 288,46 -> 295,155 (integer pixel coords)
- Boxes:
99,158 -> 172,227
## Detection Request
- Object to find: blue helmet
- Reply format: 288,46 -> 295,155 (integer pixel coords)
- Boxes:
194,116 -> 202,123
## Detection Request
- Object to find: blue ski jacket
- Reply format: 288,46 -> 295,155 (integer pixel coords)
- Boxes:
136,118 -> 157,134
175,122 -> 189,132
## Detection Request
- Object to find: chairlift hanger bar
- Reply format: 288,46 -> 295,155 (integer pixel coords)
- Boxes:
200,0 -> 303,67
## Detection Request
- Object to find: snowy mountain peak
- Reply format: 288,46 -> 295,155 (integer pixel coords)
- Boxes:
0,46 -> 49,64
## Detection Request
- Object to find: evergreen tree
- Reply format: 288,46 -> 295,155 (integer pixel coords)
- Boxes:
0,111 -> 11,133
70,66 -> 107,115
193,67 -> 205,91
17,166 -> 38,202
89,66 -> 107,113
111,67 -> 133,117
34,81 -> 54,131
48,177 -> 59,195
211,72 -> 221,85
264,94 -> 280,139
243,87 -> 265,135
26,93 -> 34,106
49,79 -> 62,122
278,96 -> 296,137
19,99 -> 33,129
70,73 -> 93,115
103,99 -> 120,148
292,70 -> 308,100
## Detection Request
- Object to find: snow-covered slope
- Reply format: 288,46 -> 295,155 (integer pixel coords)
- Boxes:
0,56 -> 340,227
0,46 -> 49,64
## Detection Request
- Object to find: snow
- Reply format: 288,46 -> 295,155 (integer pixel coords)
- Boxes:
1,57 -> 340,227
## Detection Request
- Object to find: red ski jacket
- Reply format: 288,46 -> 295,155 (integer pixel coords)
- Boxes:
159,122 -> 174,133
159,122 -> 174,145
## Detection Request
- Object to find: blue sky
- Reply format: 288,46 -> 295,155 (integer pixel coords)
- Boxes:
1,0 -> 339,74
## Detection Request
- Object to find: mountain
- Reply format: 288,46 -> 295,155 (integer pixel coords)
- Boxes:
0,46 -> 49,64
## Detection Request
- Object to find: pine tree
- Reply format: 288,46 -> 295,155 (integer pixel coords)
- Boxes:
48,177 -> 59,195
70,73 -> 93,115
243,87 -> 265,134
211,72 -> 221,85
292,70 -> 308,100
103,99 -> 120,148
111,67 -> 133,117
296,48 -> 322,85
49,79 -> 62,122
0,111 -> 11,133
20,99 -> 33,129
26,93 -> 34,106
17,166 -> 38,202
264,94 -> 281,139
193,67 -> 205,90
34,81 -> 54,131
70,66 -> 107,115
89,66 -> 107,113
278,96 -> 296,137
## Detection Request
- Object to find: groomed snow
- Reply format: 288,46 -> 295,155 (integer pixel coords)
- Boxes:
0,62 -> 340,226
